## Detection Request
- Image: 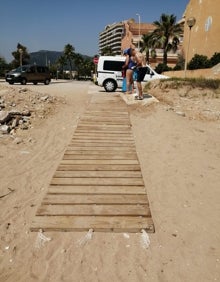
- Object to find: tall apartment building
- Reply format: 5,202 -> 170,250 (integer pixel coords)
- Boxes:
99,19 -> 155,55
99,22 -> 125,55
183,0 -> 220,61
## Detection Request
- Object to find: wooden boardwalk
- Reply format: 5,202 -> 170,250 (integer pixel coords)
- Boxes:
31,94 -> 154,233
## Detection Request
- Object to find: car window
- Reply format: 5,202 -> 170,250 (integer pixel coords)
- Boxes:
103,60 -> 125,71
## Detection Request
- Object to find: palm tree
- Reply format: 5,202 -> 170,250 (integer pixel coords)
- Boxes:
140,33 -> 157,64
57,55 -> 67,79
63,44 -> 75,79
150,14 -> 183,65
11,43 -> 30,68
74,53 -> 83,79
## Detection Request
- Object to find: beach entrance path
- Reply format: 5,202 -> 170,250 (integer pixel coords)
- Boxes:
30,93 -> 154,233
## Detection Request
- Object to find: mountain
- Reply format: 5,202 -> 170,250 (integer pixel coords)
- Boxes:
29,50 -> 63,66
29,50 -> 93,69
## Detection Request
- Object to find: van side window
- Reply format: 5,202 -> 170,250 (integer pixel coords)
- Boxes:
29,66 -> 36,73
103,60 -> 125,71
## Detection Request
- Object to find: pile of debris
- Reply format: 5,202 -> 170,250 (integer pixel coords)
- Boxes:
0,85 -> 64,138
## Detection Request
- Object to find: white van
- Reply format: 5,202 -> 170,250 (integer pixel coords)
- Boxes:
97,56 -> 169,92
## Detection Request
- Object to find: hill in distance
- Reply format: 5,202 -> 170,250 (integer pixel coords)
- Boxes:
29,50 -> 92,69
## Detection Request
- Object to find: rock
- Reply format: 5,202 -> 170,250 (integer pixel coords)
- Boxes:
0,125 -> 10,134
0,111 -> 10,124
175,111 -> 186,117
40,95 -> 49,101
20,124 -> 29,130
13,137 -> 23,144
19,88 -> 28,93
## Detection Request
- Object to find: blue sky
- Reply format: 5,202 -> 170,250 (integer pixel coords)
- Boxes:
0,0 -> 189,62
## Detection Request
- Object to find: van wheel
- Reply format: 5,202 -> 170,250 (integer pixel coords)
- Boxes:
9,82 -> 14,85
103,79 -> 117,92
44,79 -> 50,85
21,78 -> 27,85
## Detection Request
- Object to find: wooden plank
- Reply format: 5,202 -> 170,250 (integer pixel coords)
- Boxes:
64,150 -> 136,155
72,136 -> 134,140
63,154 -> 137,160
75,130 -> 132,135
30,216 -> 155,233
66,147 -> 136,152
57,164 -> 141,171
68,142 -> 135,147
76,126 -> 131,131
36,204 -> 150,216
42,194 -> 148,205
70,138 -> 134,147
60,159 -> 139,165
50,177 -> 144,186
53,170 -> 142,178
70,139 -> 135,144
80,118 -> 130,123
48,185 -> 146,194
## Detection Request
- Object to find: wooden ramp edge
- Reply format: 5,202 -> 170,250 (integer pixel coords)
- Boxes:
30,94 -> 155,233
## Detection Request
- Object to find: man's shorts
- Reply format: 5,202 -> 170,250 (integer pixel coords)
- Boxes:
136,67 -> 147,82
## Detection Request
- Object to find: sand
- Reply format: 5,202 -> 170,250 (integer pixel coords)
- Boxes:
0,80 -> 219,282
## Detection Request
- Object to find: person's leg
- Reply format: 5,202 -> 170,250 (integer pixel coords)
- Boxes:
136,81 -> 143,98
126,69 -> 133,94
136,67 -> 147,99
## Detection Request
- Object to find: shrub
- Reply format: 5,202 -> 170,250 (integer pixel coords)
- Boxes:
155,63 -> 171,74
210,52 -> 220,67
188,54 -> 211,70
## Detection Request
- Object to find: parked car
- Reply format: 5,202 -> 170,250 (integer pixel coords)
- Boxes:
97,56 -> 169,92
5,65 -> 51,85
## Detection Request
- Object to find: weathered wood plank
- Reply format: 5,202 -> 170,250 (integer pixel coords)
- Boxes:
53,170 -> 142,178
36,204 -> 150,216
48,185 -> 146,194
42,194 -> 148,205
64,150 -> 136,155
30,216 -> 155,233
63,154 -> 137,160
72,135 -> 133,140
50,177 -> 144,186
60,159 -> 139,165
66,146 -> 136,152
75,130 -> 132,135
57,164 -> 141,171
68,142 -> 135,147
70,139 -> 135,144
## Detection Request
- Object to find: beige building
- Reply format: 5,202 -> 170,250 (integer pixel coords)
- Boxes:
183,0 -> 220,61
99,19 -> 155,55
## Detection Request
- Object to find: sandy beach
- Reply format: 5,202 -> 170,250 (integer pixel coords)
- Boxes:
0,80 -> 219,282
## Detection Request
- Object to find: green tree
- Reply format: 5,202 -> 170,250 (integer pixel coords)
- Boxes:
140,33 -> 157,64
63,44 -> 75,79
74,53 -> 83,78
11,43 -> 30,68
0,56 -> 8,77
57,55 -> 67,78
101,46 -> 114,56
150,14 -> 183,65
